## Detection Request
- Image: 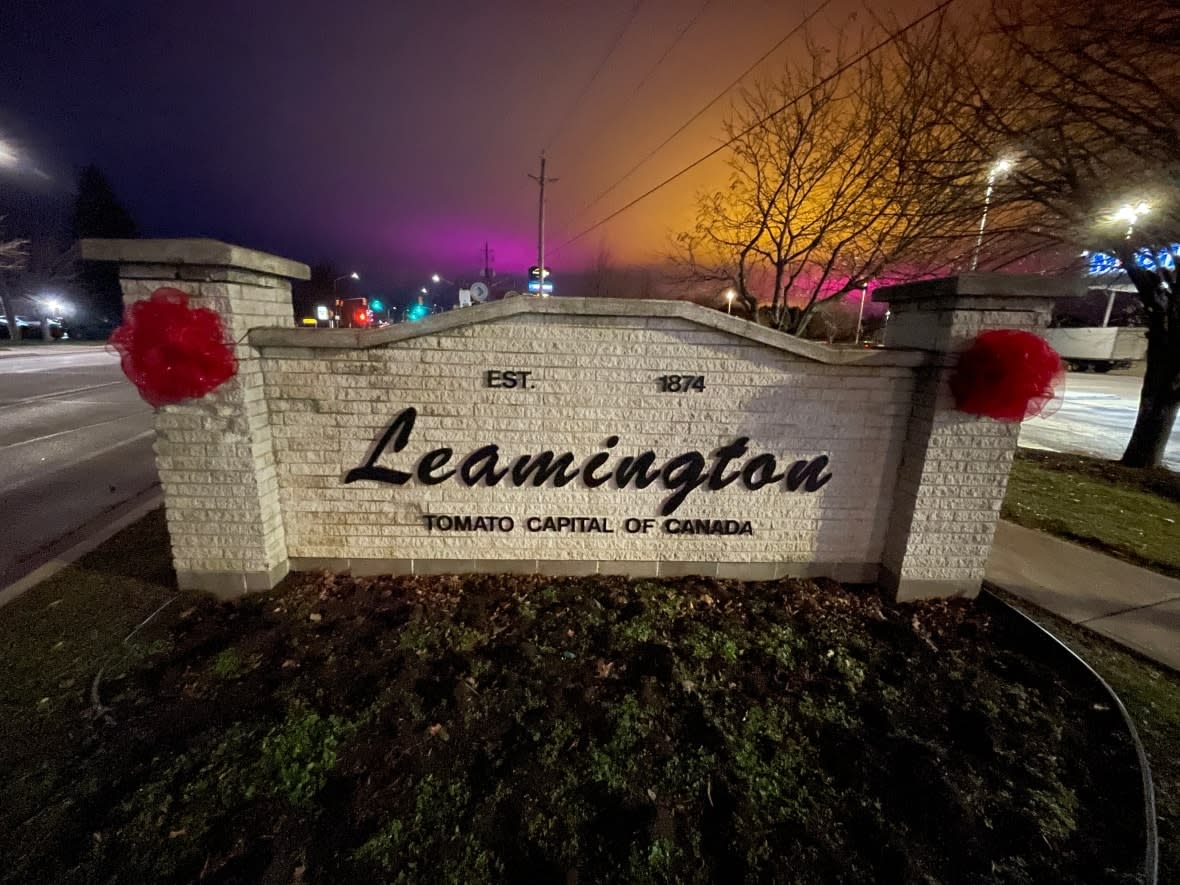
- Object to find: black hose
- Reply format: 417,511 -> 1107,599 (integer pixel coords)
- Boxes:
979,587 -> 1159,885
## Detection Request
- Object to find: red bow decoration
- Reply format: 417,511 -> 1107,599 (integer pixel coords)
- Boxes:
950,329 -> 1064,422
109,287 -> 237,407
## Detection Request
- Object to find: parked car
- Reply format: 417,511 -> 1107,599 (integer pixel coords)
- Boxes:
0,315 -> 66,340
66,317 -> 118,341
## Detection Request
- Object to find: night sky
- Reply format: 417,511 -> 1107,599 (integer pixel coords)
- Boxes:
1,0 -> 878,288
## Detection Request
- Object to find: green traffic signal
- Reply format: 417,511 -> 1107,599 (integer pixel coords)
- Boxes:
369,299 -> 384,312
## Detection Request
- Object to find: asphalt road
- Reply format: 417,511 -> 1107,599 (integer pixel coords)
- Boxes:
0,347 -> 157,589
1018,371 -> 1180,471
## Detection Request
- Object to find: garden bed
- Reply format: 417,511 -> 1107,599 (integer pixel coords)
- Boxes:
0,566 -> 1147,884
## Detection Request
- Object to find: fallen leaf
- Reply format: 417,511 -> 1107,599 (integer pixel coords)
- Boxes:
309,613 -> 322,623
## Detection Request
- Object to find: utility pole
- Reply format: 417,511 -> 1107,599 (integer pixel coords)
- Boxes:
528,153 -> 557,296
482,241 -> 495,280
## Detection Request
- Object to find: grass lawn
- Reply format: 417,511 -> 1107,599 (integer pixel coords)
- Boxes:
992,586 -> 1180,882
1004,449 -> 1180,578
0,510 -> 1158,884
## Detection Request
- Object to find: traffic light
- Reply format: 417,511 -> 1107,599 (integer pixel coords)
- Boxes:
407,303 -> 429,322
369,298 -> 384,312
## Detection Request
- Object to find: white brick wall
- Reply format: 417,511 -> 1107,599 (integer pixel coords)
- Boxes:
119,269 -> 293,588
262,315 -> 915,571
89,238 -> 1063,599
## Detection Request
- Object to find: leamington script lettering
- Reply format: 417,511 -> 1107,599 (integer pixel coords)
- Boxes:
344,407 -> 833,516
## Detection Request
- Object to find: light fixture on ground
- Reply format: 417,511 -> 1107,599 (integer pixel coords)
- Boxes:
971,158 -> 1014,271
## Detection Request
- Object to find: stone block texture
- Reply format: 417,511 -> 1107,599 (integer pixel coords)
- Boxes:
113,248 -> 309,596
261,313 -> 914,575
879,281 -> 1055,600
86,238 -> 1061,602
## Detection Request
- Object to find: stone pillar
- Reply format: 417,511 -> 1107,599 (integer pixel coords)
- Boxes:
876,273 -> 1077,601
79,239 -> 310,597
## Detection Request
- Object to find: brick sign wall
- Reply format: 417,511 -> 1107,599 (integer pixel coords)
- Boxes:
259,310 -> 919,581
79,239 -> 1074,601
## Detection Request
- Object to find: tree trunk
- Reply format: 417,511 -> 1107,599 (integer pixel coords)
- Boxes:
1119,260 -> 1179,468
1120,355 -> 1179,467
0,288 -> 19,342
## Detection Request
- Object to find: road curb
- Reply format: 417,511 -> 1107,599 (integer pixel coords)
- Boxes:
0,486 -> 164,610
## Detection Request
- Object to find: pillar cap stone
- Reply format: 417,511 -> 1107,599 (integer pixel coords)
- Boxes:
79,238 -> 310,281
876,272 -> 1084,305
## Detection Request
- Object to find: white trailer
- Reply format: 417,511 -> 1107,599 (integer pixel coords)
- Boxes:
1041,326 -> 1148,372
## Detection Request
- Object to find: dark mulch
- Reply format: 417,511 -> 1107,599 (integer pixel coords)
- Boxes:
0,571 -> 1145,885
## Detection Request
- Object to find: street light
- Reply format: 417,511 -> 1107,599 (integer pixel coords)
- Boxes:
971,158 -> 1014,271
725,288 -> 736,315
420,287 -> 428,295
1114,201 -> 1150,238
332,271 -> 360,293
0,138 -> 18,169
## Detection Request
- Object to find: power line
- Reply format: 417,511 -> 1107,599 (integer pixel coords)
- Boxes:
556,0 -> 714,178
554,0 -> 958,253
630,0 -> 714,97
573,0 -> 834,221
544,0 -> 646,153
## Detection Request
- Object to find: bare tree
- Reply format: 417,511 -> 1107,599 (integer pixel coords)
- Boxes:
673,20 -> 1003,334
0,238 -> 79,339
585,241 -> 617,298
948,0 -> 1180,467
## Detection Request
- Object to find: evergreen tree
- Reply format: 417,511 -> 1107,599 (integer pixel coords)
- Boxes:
72,165 -> 137,321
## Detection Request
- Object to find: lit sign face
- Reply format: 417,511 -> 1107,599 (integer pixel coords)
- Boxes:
527,265 -> 553,292
1087,244 -> 1180,275
315,305 -> 330,321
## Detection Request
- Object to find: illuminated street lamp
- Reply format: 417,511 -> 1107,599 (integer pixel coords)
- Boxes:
725,288 -> 736,315
971,158 -> 1014,271
332,271 -> 359,293
0,138 -> 18,169
1114,201 -> 1150,238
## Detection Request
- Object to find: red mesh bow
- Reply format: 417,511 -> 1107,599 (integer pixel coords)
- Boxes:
950,329 -> 1064,422
109,288 -> 237,407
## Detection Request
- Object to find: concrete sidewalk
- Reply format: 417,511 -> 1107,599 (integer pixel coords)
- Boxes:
986,520 -> 1180,670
